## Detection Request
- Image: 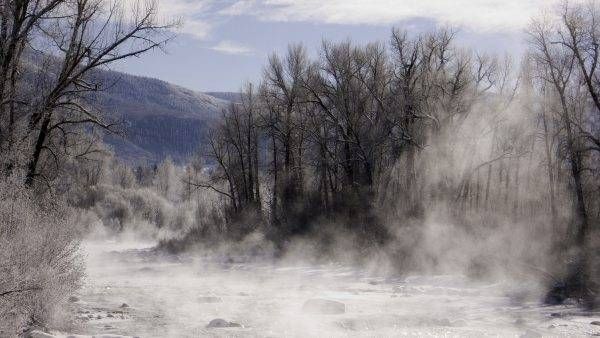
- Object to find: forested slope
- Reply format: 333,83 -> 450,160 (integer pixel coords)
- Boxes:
91,70 -> 231,163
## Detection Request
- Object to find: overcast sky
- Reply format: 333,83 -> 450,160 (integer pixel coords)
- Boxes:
115,0 -> 563,92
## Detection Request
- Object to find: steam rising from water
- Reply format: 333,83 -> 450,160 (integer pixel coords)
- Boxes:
69,238 -> 597,337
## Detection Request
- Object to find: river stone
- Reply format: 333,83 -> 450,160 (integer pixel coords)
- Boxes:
520,329 -> 542,338
25,331 -> 55,338
452,319 -> 467,327
514,318 -> 526,326
436,318 -> 451,326
302,299 -> 345,315
206,318 -> 242,328
198,296 -> 222,303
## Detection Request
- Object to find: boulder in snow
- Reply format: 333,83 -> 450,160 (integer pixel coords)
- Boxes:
198,296 -> 222,303
302,299 -> 345,315
206,318 -> 242,328
25,331 -> 55,338
520,329 -> 542,338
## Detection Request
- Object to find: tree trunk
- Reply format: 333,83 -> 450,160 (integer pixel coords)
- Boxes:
271,132 -> 278,221
25,115 -> 51,186
541,108 -> 558,232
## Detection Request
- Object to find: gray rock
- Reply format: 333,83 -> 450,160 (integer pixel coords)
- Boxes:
452,320 -> 467,327
206,318 -> 242,328
302,299 -> 345,315
120,303 -> 129,308
198,296 -> 222,303
591,321 -> 600,326
515,318 -> 526,326
520,329 -> 542,338
413,317 -> 451,326
26,331 -> 55,338
68,296 -> 79,303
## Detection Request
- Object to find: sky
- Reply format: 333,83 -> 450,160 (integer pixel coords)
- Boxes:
114,0 -> 562,92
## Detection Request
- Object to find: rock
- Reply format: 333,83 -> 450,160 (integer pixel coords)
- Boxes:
514,318 -> 526,326
550,312 -> 562,318
107,313 -> 114,318
206,318 -> 242,328
120,303 -> 129,308
76,314 -> 89,321
520,329 -> 542,338
452,320 -> 467,327
302,299 -> 345,315
591,321 -> 600,326
25,331 -> 55,338
198,296 -> 222,303
68,296 -> 79,303
436,318 -> 451,326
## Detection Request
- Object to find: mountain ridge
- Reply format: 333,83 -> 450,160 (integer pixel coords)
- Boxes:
91,69 -> 236,164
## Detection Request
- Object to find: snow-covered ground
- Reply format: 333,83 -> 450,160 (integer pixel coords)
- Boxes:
49,240 -> 600,337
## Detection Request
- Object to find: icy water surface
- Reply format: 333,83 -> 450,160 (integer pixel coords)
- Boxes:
61,241 -> 600,337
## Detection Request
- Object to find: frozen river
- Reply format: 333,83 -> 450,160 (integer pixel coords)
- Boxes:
54,240 -> 600,337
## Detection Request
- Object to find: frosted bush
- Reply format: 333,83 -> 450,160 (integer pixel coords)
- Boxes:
0,176 -> 83,335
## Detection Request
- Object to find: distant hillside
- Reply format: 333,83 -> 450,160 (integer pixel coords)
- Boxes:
90,71 -> 230,164
205,92 -> 242,103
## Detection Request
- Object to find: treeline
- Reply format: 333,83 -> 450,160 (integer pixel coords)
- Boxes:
197,2 -> 600,305
201,31 -> 521,228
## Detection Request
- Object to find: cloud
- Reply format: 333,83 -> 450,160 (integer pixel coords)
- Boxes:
219,0 -> 571,32
210,40 -> 255,55
155,0 -> 215,40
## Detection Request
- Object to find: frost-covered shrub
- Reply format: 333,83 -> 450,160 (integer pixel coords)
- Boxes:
78,183 -> 202,240
0,176 -> 83,335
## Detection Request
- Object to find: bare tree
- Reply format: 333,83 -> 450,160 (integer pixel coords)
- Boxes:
23,0 -> 175,186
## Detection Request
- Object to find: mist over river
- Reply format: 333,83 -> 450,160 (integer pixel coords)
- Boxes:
44,240 -> 597,338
